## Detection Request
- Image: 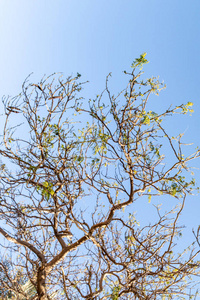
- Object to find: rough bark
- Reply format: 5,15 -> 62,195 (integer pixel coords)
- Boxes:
37,266 -> 47,300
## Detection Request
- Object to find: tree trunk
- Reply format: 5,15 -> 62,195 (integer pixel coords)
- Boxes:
37,266 -> 47,300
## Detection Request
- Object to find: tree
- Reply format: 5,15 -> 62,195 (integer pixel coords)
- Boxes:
0,54 -> 200,299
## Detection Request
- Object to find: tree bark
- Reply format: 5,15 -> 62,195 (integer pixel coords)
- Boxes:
37,266 -> 47,300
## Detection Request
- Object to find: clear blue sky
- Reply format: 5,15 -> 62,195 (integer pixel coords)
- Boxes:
0,0 -> 200,249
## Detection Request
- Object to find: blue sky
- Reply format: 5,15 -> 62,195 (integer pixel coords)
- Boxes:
0,1 -> 200,250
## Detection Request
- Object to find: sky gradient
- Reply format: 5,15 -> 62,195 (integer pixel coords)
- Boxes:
0,0 -> 200,249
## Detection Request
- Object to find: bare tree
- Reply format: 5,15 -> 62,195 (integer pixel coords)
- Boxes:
0,54 -> 200,299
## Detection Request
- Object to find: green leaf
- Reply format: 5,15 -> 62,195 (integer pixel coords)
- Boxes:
131,52 -> 149,70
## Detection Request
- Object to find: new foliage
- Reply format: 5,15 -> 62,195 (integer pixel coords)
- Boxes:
0,54 -> 200,299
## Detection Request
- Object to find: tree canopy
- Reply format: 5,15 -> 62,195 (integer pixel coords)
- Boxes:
0,54 -> 200,300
